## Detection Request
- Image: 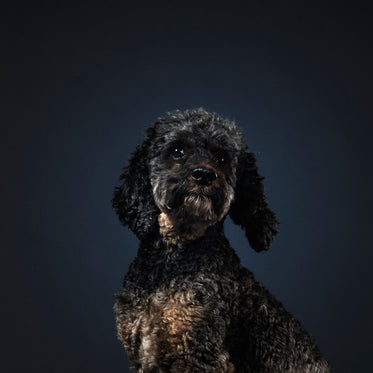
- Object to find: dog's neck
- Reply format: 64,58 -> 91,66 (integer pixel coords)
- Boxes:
135,223 -> 238,291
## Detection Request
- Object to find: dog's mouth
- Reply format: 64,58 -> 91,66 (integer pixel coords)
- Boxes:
163,182 -> 221,214
154,175 -> 235,242
165,183 -> 234,229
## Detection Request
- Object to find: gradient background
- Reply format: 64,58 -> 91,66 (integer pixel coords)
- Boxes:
2,1 -> 372,372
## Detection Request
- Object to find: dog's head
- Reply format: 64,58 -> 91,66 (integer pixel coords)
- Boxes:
113,108 -> 278,251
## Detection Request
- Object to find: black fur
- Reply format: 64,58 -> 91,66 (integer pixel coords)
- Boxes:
113,132 -> 159,240
229,152 -> 278,252
112,108 -> 332,372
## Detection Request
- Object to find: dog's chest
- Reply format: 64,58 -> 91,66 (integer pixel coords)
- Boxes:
116,286 -> 215,365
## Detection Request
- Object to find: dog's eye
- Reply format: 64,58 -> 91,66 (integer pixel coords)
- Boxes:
170,147 -> 185,160
216,154 -> 228,166
217,156 -> 225,165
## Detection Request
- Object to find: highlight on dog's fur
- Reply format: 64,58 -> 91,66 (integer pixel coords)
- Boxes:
112,108 -> 332,372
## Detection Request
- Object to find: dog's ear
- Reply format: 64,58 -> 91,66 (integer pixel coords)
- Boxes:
229,152 -> 279,252
112,136 -> 159,240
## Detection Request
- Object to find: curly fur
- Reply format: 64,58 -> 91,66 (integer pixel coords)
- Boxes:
112,108 -> 332,372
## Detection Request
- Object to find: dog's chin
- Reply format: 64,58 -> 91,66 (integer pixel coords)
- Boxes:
183,192 -> 216,219
158,192 -> 224,243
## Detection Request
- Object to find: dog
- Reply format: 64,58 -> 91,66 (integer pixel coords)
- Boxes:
112,108 -> 332,372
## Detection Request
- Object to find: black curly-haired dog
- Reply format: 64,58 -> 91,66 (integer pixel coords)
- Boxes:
112,108 -> 332,372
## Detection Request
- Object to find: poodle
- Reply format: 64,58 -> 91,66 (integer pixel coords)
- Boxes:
112,108 -> 332,372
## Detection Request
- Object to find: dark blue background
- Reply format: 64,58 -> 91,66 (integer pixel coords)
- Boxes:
2,1 -> 372,372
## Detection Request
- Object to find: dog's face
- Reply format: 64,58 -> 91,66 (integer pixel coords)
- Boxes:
113,109 -> 278,251
148,118 -> 246,241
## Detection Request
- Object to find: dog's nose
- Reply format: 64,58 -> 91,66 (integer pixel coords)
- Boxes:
191,167 -> 217,186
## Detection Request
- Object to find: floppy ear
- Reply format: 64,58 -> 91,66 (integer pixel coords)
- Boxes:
112,138 -> 159,240
229,152 -> 279,252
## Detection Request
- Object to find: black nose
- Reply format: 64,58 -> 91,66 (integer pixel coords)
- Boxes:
191,167 -> 217,186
